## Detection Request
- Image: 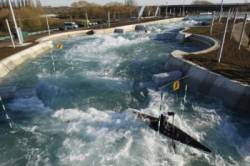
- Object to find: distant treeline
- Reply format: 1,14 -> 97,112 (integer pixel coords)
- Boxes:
47,0 -> 138,20
0,0 -> 42,8
0,6 -> 63,35
44,5 -> 138,20
0,1 -> 140,35
0,0 -> 45,35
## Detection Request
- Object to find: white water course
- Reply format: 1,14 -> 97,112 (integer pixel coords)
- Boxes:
0,20 -> 250,166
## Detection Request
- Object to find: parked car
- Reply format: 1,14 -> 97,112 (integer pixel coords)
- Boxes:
60,22 -> 79,31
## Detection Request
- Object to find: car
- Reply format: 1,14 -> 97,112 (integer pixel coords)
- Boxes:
62,22 -> 79,30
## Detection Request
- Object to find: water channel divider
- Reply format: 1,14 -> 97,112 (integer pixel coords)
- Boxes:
165,29 -> 250,112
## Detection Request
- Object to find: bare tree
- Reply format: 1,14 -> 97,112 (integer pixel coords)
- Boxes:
192,0 -> 214,5
36,0 -> 41,7
21,0 -> 25,7
125,0 -> 137,6
0,0 -> 3,8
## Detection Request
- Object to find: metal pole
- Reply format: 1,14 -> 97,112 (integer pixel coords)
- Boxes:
230,8 -> 238,40
182,0 -> 185,17
210,11 -> 215,36
159,6 -> 161,17
148,7 -> 151,16
238,14 -> 248,50
218,10 -> 231,63
108,10 -> 111,28
5,19 -> 15,48
8,0 -> 22,44
165,3 -> 168,18
85,12 -> 89,28
155,6 -> 159,17
218,0 -> 224,23
45,16 -> 50,35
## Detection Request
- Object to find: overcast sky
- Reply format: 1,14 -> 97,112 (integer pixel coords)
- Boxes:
41,0 -> 248,7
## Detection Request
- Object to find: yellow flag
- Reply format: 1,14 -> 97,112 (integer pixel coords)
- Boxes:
172,80 -> 180,92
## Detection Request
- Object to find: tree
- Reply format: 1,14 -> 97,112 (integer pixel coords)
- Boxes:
105,2 -> 123,6
125,0 -> 137,6
36,0 -> 41,8
21,0 -> 25,7
71,0 -> 97,7
192,0 -> 214,5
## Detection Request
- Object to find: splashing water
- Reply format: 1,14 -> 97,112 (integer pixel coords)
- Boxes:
0,21 -> 249,165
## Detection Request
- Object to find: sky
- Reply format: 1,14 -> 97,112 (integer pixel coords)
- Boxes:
41,0 -> 248,7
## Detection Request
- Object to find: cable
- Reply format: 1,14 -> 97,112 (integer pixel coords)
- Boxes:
0,96 -> 13,129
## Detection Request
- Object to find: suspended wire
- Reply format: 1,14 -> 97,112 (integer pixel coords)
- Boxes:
0,96 -> 13,129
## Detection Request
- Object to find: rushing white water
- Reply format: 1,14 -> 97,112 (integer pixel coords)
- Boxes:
0,20 -> 249,166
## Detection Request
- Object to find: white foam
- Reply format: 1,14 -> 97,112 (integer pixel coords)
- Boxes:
50,101 -> 207,165
114,132 -> 133,160
52,108 -> 137,165
184,20 -> 199,25
67,34 -> 149,56
53,108 -> 112,124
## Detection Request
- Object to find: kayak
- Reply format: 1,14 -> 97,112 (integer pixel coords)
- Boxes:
131,110 -> 212,153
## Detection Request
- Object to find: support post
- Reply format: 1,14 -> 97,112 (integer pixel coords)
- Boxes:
107,10 -> 111,28
138,6 -> 145,20
210,11 -> 215,36
238,14 -> 248,50
230,8 -> 238,40
8,0 -> 22,45
45,16 -> 50,35
148,7 -> 151,17
159,6 -> 161,17
218,0 -> 224,23
165,3 -> 168,18
218,10 -> 231,63
182,0 -> 185,17
155,6 -> 159,17
5,19 -> 15,48
85,12 -> 89,28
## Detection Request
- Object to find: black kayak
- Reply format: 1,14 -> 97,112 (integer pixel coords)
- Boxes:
131,110 -> 212,153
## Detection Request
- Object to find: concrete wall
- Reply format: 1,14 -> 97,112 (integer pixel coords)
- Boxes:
165,32 -> 250,112
0,41 -> 53,79
37,30 -> 89,43
187,34 -> 220,55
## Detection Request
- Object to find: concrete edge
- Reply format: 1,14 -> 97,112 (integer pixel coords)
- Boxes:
0,41 -> 53,79
172,28 -> 248,87
166,29 -> 250,112
176,27 -> 220,54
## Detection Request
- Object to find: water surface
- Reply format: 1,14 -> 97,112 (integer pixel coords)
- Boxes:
0,21 -> 249,166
